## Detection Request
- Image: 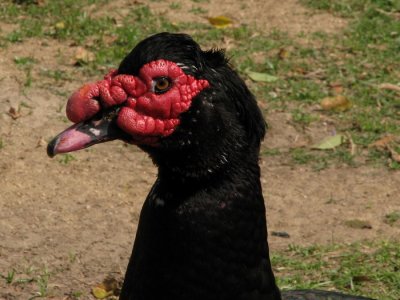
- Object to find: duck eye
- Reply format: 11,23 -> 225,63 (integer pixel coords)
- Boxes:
154,77 -> 171,94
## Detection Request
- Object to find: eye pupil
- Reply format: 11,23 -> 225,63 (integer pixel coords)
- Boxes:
155,77 -> 171,93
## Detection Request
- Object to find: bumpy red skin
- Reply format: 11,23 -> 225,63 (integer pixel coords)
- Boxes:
66,60 -> 209,144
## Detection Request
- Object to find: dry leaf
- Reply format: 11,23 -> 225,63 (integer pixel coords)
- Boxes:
92,276 -> 120,299
73,47 -> 95,65
311,134 -> 345,150
207,16 -> 233,28
378,83 -> 400,94
368,135 -> 396,149
55,21 -> 65,30
92,284 -> 111,299
278,48 -> 289,60
293,67 -> 307,75
320,95 -> 352,112
246,70 -> 278,83
8,107 -> 21,120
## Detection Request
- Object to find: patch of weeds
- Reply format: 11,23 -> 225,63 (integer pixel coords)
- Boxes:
280,0 -> 400,170
329,148 -> 355,166
367,147 -> 400,169
311,157 -> 329,171
1,0 -> 113,44
301,0 -> 400,17
6,30 -> 24,43
68,251 -> 77,263
40,69 -> 71,83
290,148 -> 314,164
384,211 -> 400,226
14,56 -> 36,66
189,6 -> 208,15
70,290 -> 84,299
291,109 -> 319,126
13,55 -> 35,87
262,148 -> 281,156
290,148 -> 351,170
273,241 -> 400,299
169,2 -> 181,10
1,269 -> 15,284
58,153 -> 76,165
0,138 -> 3,150
388,160 -> 400,170
24,68 -> 33,87
31,269 -> 50,299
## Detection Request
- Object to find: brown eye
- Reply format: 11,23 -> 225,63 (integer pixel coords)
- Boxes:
154,77 -> 171,94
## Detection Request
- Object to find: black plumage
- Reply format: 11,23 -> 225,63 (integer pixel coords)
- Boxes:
48,33 -> 375,300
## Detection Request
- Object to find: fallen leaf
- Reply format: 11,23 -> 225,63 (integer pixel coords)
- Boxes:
344,219 -> 372,229
378,83 -> 400,94
311,134 -> 345,150
92,276 -> 121,299
207,16 -> 233,28
73,47 -> 95,65
8,107 -> 21,120
278,48 -> 289,60
102,277 -> 120,293
368,135 -> 396,149
320,95 -> 352,112
92,284 -> 111,299
55,21 -> 65,30
246,70 -> 278,83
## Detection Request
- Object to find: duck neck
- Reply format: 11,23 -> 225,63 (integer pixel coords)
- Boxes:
120,144 -> 281,300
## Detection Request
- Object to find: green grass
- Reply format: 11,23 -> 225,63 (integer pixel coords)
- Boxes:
384,211 -> 400,225
58,153 -> 76,164
273,241 -> 400,300
2,265 -> 52,299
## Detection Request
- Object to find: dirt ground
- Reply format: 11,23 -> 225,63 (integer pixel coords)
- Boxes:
0,0 -> 398,299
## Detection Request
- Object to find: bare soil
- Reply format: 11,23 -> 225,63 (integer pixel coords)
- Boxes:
0,1 -> 398,299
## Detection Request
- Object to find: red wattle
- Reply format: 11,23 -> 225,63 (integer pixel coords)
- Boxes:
117,107 -> 175,137
66,83 -> 101,123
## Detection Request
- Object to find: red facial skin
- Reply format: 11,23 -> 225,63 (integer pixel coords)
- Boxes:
66,60 -> 209,145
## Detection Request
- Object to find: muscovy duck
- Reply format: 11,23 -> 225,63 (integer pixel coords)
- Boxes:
47,33 -> 374,300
